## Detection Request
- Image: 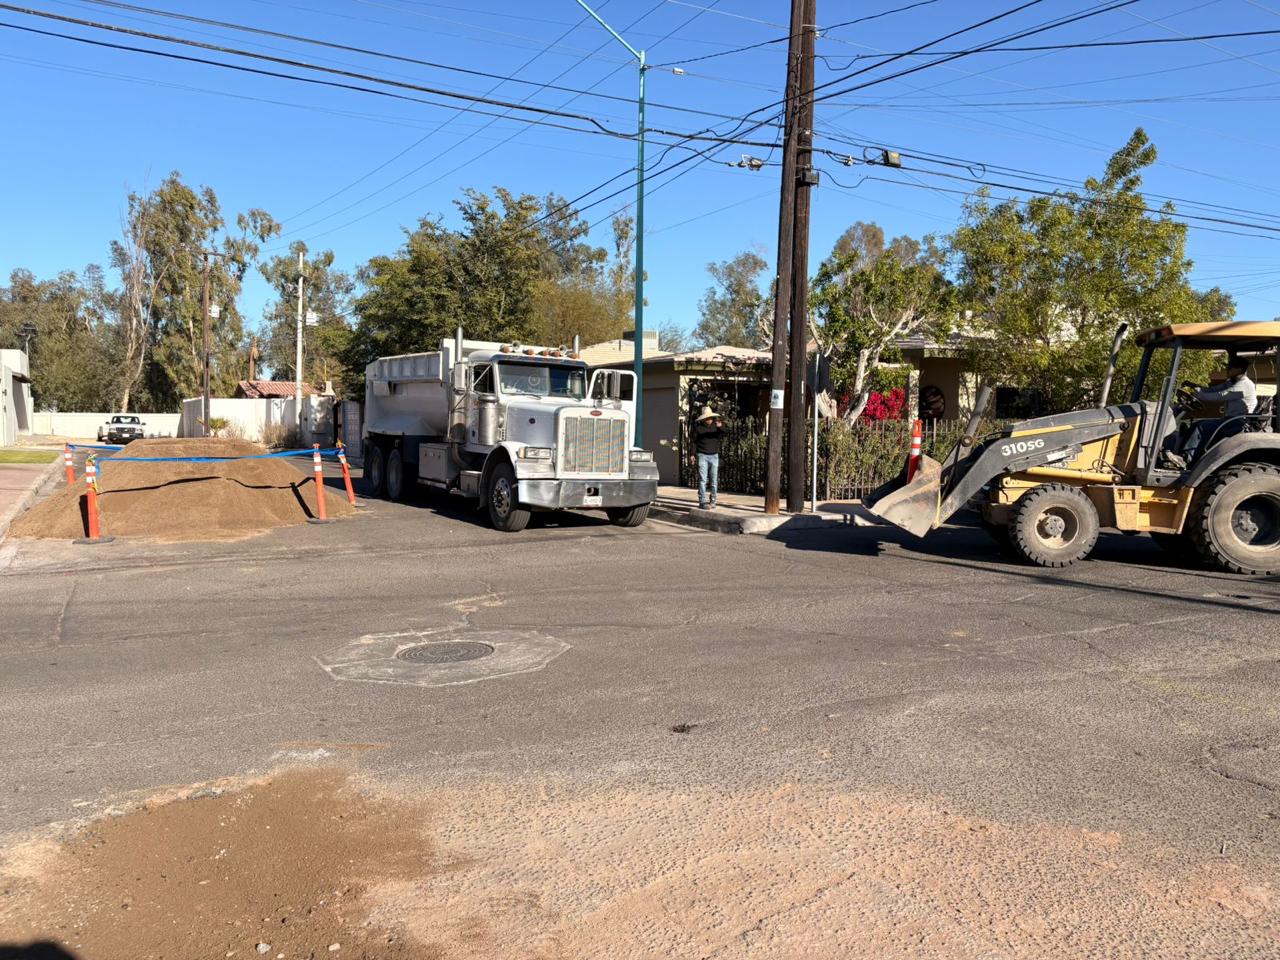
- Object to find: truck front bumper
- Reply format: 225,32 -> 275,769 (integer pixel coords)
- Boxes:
518,478 -> 658,510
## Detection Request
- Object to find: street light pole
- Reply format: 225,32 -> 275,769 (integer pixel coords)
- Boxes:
295,250 -> 305,437
200,249 -> 228,437
574,0 -> 647,443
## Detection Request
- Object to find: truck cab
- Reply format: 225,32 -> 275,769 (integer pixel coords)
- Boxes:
362,331 -> 658,531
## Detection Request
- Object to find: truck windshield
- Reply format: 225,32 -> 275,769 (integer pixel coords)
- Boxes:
497,363 -> 585,399
114,416 -> 140,424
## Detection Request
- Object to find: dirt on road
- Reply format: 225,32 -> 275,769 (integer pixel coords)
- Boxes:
2,768 -> 1276,959
10,439 -> 353,542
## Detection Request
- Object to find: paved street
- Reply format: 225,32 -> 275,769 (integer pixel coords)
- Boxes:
2,476 -> 1279,957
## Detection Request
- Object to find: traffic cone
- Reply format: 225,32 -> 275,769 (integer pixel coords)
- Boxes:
63,444 -> 75,485
73,454 -> 114,545
906,419 -> 923,482
336,440 -> 362,507
307,443 -> 334,524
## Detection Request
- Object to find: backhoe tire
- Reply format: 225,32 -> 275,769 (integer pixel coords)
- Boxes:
1009,483 -> 1100,568
364,444 -> 387,498
606,504 -> 650,527
486,462 -> 531,532
1188,463 -> 1280,575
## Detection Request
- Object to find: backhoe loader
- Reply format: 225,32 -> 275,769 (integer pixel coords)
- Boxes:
866,322 -> 1280,575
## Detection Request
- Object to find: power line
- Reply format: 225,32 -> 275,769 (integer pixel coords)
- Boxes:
648,0 -> 945,67
70,0 -> 747,123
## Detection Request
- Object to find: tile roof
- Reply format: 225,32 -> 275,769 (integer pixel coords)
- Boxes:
235,380 -> 323,398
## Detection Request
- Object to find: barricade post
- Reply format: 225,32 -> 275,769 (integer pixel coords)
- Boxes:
307,443 -> 334,524
73,454 -> 115,545
63,444 -> 75,484
906,419 -> 923,483
336,440 -> 361,507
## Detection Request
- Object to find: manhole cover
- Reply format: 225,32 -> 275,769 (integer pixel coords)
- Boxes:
396,641 -> 495,664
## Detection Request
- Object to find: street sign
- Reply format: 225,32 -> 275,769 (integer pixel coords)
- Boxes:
305,310 -> 319,327
209,304 -> 221,319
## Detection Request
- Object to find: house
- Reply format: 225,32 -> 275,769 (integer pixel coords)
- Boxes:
0,349 -> 33,447
234,379 -> 331,399
578,329 -> 666,367
592,343 -> 772,484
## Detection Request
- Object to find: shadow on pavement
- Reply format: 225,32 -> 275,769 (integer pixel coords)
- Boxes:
768,516 -> 1280,615
347,476 -> 616,531
0,945 -> 80,960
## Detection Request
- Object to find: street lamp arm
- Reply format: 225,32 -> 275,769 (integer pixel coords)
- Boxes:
573,0 -> 644,62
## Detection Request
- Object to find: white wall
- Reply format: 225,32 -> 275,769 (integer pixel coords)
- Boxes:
30,411 -> 180,439
1,350 -> 33,447
179,396 -> 336,445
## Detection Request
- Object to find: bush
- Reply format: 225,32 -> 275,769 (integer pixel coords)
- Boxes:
260,422 -> 301,450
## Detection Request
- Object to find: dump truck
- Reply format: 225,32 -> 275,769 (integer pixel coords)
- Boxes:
867,321 -> 1280,574
361,329 -> 658,531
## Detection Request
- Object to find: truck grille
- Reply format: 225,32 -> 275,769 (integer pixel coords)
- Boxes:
561,415 -> 626,474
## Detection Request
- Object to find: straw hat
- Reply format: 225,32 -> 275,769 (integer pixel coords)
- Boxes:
696,406 -> 720,422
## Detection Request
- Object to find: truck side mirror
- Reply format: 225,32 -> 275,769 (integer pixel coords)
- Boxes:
452,362 -> 468,394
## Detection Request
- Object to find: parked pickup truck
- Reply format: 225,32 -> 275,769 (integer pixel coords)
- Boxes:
98,414 -> 145,444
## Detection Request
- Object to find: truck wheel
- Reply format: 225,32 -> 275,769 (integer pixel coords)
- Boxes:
364,444 -> 387,498
606,504 -> 650,527
386,447 -> 407,502
1188,463 -> 1280,575
486,462 -> 530,532
1009,483 -> 1100,568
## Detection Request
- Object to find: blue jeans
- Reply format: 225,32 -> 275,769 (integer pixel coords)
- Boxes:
1183,417 -> 1244,463
697,453 -> 719,506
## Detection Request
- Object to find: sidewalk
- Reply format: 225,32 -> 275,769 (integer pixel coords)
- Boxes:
652,484 -> 878,535
0,450 -> 62,542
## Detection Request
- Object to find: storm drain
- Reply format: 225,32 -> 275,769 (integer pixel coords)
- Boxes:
396,641 -> 495,664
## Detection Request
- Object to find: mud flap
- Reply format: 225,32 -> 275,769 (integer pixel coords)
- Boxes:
864,455 -> 943,537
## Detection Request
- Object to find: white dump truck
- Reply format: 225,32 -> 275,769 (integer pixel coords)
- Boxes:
362,329 -> 658,530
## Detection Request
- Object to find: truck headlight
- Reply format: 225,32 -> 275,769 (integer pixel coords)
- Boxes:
518,447 -> 553,460
629,450 -> 654,462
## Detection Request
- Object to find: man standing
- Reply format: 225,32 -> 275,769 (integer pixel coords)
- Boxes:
1182,355 -> 1257,464
693,406 -> 724,509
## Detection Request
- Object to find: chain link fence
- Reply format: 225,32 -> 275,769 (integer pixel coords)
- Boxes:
679,417 -> 987,501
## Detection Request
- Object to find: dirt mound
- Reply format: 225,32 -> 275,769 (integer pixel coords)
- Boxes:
10,438 -> 354,541
0,770 -> 431,960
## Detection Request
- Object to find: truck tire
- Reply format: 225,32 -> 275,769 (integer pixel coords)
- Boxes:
606,504 -> 650,527
486,462 -> 530,532
364,444 -> 387,498
1188,463 -> 1280,575
1009,483 -> 1100,568
386,447 -> 407,502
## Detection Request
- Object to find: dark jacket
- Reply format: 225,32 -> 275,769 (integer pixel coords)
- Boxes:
694,420 -> 724,455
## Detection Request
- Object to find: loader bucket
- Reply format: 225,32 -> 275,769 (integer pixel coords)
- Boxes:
864,455 -> 943,537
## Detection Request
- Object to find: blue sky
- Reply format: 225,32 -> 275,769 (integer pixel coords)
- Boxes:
4,0 -> 1280,343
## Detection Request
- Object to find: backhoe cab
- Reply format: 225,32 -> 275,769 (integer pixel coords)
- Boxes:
866,321 -> 1280,574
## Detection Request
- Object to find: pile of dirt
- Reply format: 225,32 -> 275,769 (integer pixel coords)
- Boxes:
10,438 -> 354,542
0,770 -> 431,960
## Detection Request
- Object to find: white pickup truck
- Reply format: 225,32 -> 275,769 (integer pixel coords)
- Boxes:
97,414 -> 145,444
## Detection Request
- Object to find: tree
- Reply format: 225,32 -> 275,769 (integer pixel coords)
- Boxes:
693,251 -> 770,348
528,211 -> 635,348
111,172 -> 279,411
950,128 -> 1218,411
655,321 -> 692,354
260,242 -> 355,392
0,268 -> 117,411
811,224 -> 952,421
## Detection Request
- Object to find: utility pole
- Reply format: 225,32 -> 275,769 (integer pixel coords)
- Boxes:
764,0 -> 809,514
575,0 -> 647,443
787,0 -> 818,513
295,250 -> 305,435
200,249 -> 227,437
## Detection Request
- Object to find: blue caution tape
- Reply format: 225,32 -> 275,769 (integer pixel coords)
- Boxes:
69,443 -> 125,451
94,448 -> 342,471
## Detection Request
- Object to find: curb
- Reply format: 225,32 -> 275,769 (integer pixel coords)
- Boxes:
650,501 -> 878,536
0,457 -> 62,543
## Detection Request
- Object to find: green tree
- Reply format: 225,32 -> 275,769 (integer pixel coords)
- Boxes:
259,242 -> 355,393
950,128 -> 1219,411
693,250 -> 770,348
0,267 -> 117,411
111,172 -> 279,411
656,321 -> 692,354
529,211 -> 636,348
811,223 -> 952,420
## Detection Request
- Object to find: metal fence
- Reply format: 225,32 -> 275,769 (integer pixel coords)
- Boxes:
678,417 -> 982,501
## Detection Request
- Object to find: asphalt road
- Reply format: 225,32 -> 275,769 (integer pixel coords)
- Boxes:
2,470 -> 1279,953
